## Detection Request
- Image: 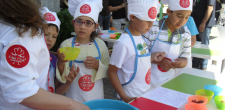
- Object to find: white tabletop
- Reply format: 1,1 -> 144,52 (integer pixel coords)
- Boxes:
137,68 -> 225,110
192,44 -> 225,61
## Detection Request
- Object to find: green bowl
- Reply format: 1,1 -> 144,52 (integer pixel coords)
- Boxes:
214,95 -> 225,110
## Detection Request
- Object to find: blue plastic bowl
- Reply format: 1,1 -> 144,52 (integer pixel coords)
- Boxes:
204,85 -> 223,97
108,30 -> 115,33
83,99 -> 139,110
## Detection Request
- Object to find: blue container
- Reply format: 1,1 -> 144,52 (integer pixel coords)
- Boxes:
108,30 -> 115,33
83,99 -> 139,110
204,85 -> 223,97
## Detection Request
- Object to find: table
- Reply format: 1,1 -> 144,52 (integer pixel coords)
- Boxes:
129,68 -> 225,110
192,44 -> 225,73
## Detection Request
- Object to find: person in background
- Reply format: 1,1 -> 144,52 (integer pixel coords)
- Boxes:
192,0 -> 216,70
99,0 -> 111,30
108,0 -> 127,30
0,0 -> 89,110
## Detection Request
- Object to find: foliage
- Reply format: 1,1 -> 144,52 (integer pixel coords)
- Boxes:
50,9 -> 74,52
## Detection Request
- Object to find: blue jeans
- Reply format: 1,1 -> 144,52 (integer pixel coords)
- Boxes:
98,14 -> 111,30
193,27 -> 212,69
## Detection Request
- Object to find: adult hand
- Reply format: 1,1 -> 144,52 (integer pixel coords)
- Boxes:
199,22 -> 205,32
83,56 -> 99,70
120,3 -> 125,9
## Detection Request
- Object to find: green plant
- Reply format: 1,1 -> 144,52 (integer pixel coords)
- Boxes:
50,9 -> 74,52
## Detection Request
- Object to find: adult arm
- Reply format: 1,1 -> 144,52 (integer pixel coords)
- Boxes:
199,2 -> 214,32
21,88 -> 90,110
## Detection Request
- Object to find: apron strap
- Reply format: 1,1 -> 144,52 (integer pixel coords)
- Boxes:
69,36 -> 101,68
122,28 -> 138,86
149,19 -> 166,52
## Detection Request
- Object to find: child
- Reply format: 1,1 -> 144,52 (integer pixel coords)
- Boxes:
108,0 -> 164,103
56,0 -> 110,103
143,0 -> 192,89
0,1 -> 89,110
41,7 -> 78,94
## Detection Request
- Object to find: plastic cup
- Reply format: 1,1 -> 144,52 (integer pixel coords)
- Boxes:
59,47 -> 80,60
108,30 -> 115,33
214,95 -> 225,110
185,103 -> 207,110
110,34 -> 116,39
204,85 -> 223,97
196,89 -> 214,103
188,95 -> 208,105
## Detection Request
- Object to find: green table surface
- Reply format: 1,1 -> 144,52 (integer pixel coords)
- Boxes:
162,73 -> 217,95
192,48 -> 222,56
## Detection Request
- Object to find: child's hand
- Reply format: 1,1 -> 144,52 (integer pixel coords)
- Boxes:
123,96 -> 137,103
65,65 -> 79,84
171,58 -> 188,68
158,58 -> 175,71
83,56 -> 99,70
57,49 -> 69,64
151,52 -> 165,62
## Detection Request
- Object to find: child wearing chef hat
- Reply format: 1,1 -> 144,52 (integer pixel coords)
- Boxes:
143,0 -> 192,89
55,0 -> 110,103
108,0 -> 165,103
40,7 -> 78,94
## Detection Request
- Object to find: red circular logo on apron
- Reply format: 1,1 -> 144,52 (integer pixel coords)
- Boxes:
179,0 -> 190,8
78,75 -> 95,91
80,4 -> 91,14
148,7 -> 157,19
44,12 -> 56,21
48,87 -> 54,93
6,45 -> 30,68
145,68 -> 151,85
157,57 -> 172,72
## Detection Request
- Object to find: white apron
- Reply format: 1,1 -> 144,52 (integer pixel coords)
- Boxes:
66,36 -> 103,103
117,28 -> 151,100
48,62 -> 55,93
150,19 -> 182,88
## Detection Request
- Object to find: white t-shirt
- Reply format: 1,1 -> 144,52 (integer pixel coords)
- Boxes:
0,23 -> 49,110
110,33 -> 149,84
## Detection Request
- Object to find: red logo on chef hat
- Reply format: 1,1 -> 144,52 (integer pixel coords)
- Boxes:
44,12 -> 56,21
148,7 -> 157,19
180,0 -> 190,8
145,68 -> 151,85
80,4 -> 91,14
6,45 -> 29,68
78,75 -> 95,91
48,87 -> 54,93
157,57 -> 172,72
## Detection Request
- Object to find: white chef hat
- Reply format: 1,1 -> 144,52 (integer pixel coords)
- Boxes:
40,7 -> 61,32
127,0 -> 161,21
68,0 -> 103,23
161,0 -> 193,11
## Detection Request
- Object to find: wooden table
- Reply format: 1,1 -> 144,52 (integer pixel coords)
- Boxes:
129,68 -> 225,110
